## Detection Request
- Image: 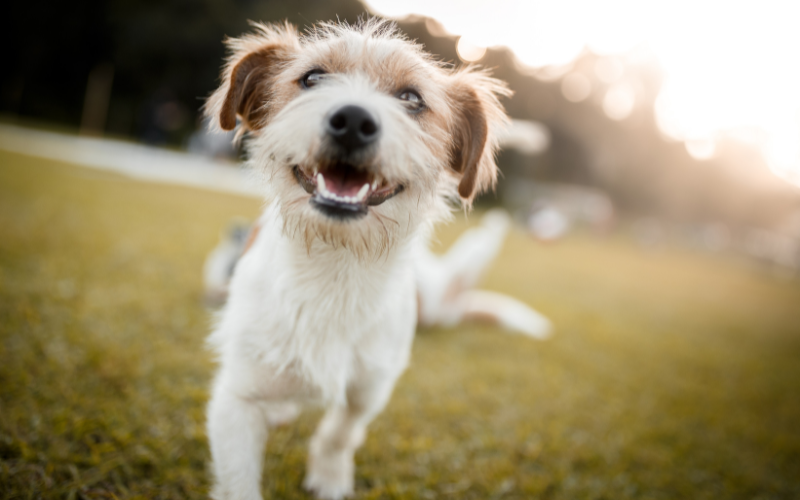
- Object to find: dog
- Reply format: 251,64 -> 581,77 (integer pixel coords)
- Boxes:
204,19 -> 548,500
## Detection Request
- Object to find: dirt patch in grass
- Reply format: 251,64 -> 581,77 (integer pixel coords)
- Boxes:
1,150 -> 799,499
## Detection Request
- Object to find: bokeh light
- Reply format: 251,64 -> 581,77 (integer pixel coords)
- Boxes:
602,83 -> 635,121
456,37 -> 487,62
561,73 -> 592,103
685,138 -> 717,161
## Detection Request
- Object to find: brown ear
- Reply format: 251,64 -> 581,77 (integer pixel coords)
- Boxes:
206,23 -> 299,132
219,49 -> 282,131
450,86 -> 490,199
448,72 -> 510,201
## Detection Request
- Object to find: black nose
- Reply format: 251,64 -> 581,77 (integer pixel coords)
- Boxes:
326,105 -> 380,151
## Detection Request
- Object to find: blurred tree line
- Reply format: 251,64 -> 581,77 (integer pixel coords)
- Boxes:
1,0 -> 368,144
3,0 -> 797,225
0,0 -> 601,202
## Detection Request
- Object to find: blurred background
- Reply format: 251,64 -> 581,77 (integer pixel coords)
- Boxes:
2,1 -> 800,498
3,0 -> 800,271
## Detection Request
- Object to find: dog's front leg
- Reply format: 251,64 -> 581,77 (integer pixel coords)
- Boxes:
304,372 -> 398,500
207,374 -> 269,500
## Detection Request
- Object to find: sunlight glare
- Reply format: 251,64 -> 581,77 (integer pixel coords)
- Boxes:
364,0 -> 800,187
594,58 -> 624,84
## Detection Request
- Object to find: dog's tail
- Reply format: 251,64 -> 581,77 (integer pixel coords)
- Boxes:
459,290 -> 552,339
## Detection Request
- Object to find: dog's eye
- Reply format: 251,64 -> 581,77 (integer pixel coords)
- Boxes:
398,89 -> 424,113
300,70 -> 326,89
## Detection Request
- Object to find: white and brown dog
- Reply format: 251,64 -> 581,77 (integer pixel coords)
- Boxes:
204,19 -> 549,500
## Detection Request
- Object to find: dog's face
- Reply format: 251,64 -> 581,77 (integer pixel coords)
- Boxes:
206,20 -> 509,257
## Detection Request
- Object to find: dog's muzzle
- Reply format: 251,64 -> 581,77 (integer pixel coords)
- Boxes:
290,104 -> 404,221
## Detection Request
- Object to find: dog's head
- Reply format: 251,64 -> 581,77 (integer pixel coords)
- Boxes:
206,19 -> 509,257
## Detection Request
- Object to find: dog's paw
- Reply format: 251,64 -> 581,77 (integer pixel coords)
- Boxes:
210,482 -> 263,500
303,451 -> 354,500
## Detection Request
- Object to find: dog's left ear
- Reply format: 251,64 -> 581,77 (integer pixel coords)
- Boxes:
448,71 -> 511,202
205,22 -> 300,132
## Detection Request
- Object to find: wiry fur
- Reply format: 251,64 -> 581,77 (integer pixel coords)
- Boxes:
204,18 -> 510,500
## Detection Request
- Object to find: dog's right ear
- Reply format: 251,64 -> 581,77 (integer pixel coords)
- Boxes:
205,22 -> 300,132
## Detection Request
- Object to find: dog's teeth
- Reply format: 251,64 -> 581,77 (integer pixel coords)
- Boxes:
356,183 -> 369,201
314,173 -> 369,204
371,180 -> 378,191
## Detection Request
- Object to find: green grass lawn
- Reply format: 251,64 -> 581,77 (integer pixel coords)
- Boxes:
1,149 -> 799,499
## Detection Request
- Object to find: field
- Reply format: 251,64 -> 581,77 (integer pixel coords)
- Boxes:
1,149 -> 799,499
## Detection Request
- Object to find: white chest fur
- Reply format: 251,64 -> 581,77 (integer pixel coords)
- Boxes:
210,204 -> 418,405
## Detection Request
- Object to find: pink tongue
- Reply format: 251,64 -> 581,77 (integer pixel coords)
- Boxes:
322,167 -> 370,197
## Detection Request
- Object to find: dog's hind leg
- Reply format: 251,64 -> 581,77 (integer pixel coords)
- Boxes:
416,209 -> 511,327
304,372 -> 398,500
416,209 -> 553,338
439,208 -> 512,290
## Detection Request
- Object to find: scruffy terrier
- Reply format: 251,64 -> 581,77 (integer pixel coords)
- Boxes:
204,19 -> 544,500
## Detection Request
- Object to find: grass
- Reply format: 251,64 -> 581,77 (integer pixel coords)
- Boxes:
1,148 -> 799,499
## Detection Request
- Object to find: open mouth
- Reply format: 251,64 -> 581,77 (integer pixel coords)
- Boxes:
293,164 -> 404,220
